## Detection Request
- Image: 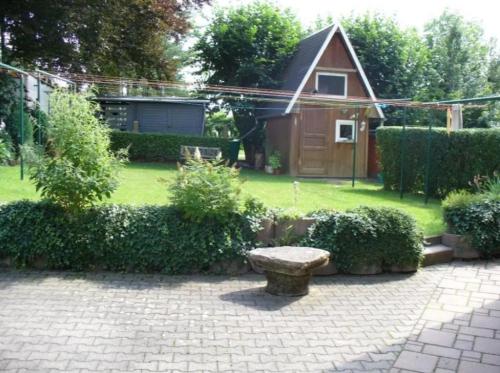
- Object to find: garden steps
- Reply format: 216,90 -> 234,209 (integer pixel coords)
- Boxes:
422,244 -> 454,266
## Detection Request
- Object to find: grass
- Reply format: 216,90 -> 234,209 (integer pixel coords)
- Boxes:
0,162 -> 445,235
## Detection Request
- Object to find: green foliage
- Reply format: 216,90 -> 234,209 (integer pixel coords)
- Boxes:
109,131 -> 232,162
443,199 -> 500,257
442,176 -> 500,257
194,1 -> 303,161
205,111 -> 237,138
304,207 -> 423,272
442,190 -> 483,211
0,138 -> 12,164
29,90 -> 125,211
353,206 -> 423,267
4,101 -> 34,150
268,151 -> 282,169
0,200 -> 255,273
377,127 -> 500,197
342,13 -> 429,101
0,0 -> 207,80
0,73 -> 17,123
171,156 -> 242,222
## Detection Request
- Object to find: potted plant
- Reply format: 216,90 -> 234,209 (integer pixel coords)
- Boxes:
266,151 -> 282,175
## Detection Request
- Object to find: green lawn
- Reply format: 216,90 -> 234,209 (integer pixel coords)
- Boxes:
0,163 -> 445,235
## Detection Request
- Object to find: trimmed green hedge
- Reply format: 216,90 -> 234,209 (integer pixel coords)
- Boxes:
304,207 -> 423,273
0,201 -> 255,273
377,127 -> 500,197
110,131 -> 233,162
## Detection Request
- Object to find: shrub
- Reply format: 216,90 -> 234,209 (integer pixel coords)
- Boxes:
28,90 -> 125,211
443,187 -> 500,257
0,138 -> 12,164
303,212 -> 378,272
304,207 -> 423,272
0,200 -> 255,273
377,127 -> 500,197
352,207 -> 423,268
109,131 -> 232,162
170,155 -> 242,222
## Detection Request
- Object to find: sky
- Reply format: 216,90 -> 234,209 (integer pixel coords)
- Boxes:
197,0 -> 500,40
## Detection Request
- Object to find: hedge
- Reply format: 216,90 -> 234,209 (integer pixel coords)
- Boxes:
304,207 -> 423,272
377,127 -> 500,197
110,131 -> 233,162
0,201 -> 255,273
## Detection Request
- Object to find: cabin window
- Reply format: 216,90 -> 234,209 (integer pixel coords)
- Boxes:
335,120 -> 356,143
316,72 -> 347,97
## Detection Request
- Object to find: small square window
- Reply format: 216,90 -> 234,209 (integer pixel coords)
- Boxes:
335,120 -> 356,143
316,73 -> 347,97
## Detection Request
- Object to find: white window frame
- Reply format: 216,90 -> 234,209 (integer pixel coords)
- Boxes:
315,72 -> 348,98
335,119 -> 356,143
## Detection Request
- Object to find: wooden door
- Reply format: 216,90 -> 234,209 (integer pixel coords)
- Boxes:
298,109 -> 331,176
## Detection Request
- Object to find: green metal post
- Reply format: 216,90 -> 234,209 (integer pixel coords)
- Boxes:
352,106 -> 359,187
399,107 -> 407,199
37,72 -> 41,144
424,111 -> 433,204
19,75 -> 24,180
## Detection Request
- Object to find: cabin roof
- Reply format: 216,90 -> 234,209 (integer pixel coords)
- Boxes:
258,23 -> 384,119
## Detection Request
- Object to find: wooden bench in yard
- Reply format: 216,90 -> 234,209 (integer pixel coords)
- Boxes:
248,246 -> 330,296
179,145 -> 222,160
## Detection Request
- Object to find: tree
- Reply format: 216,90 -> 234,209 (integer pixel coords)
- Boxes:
423,11 -> 491,100
423,11 -> 497,127
194,1 -> 303,162
341,14 -> 429,101
29,90 -> 125,211
0,0 -> 207,80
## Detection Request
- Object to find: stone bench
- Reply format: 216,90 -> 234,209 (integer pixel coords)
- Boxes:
247,246 -> 330,296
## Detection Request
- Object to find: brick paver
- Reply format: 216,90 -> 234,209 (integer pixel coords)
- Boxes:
0,260 -> 499,372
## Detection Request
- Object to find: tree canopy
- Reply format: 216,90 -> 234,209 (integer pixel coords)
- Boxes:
194,1 -> 304,161
0,0 -> 207,80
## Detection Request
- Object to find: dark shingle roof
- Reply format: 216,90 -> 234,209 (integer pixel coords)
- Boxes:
258,25 -> 333,119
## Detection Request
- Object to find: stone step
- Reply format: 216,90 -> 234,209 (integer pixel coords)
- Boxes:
423,235 -> 442,246
422,244 -> 454,267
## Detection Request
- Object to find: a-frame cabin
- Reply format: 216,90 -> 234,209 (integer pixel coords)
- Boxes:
260,23 -> 384,177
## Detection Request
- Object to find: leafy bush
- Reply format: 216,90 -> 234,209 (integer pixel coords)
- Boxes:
0,137 -> 12,164
28,90 -> 125,211
304,212 -> 378,272
170,155 -> 242,222
353,207 -> 423,267
377,127 -> 500,197
442,186 -> 500,257
268,151 -> 282,169
110,131 -> 232,162
304,207 -> 423,272
0,200 -> 255,273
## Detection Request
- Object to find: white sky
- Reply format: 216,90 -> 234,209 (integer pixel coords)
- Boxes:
198,0 -> 500,40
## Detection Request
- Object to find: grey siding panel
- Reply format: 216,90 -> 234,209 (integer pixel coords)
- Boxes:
139,104 -> 167,133
167,104 -> 203,135
136,103 -> 204,135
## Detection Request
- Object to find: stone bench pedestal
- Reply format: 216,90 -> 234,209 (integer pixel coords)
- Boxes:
247,246 -> 330,296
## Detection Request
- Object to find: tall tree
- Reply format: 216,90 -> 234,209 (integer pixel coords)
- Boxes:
0,0 -> 207,80
423,11 -> 491,100
423,11 -> 496,127
341,14 -> 429,101
194,1 -> 303,162
341,14 -> 431,125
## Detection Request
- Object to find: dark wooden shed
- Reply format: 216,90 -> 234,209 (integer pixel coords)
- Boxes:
258,23 -> 384,177
95,96 -> 208,136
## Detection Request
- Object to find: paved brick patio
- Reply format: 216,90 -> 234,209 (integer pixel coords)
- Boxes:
0,260 -> 499,372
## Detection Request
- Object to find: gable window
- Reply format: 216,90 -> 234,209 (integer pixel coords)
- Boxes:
315,72 -> 347,97
335,120 -> 356,143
